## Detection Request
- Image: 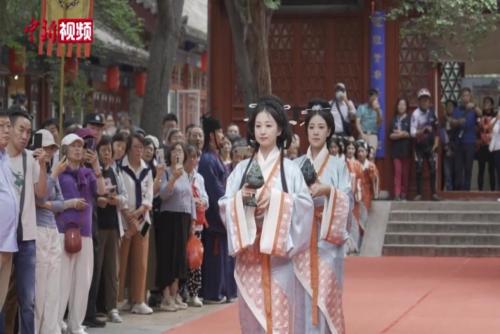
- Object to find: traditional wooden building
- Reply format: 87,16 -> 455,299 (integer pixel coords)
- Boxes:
208,0 -> 500,199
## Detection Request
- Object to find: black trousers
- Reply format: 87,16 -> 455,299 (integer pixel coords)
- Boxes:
477,145 -> 496,191
415,144 -> 437,195
453,143 -> 476,191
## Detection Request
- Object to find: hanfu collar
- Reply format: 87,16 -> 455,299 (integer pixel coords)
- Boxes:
257,146 -> 280,181
306,144 -> 329,174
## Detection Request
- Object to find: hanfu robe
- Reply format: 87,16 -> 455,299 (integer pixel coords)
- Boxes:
219,147 -> 314,334
357,159 -> 380,249
345,158 -> 364,253
198,149 -> 237,301
293,146 -> 351,334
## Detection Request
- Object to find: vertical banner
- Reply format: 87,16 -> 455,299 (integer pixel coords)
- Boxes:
370,11 -> 386,158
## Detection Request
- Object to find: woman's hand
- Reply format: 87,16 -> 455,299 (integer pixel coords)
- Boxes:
97,196 -> 108,208
156,163 -> 166,178
66,198 -> 87,211
85,150 -> 99,171
310,182 -> 330,198
255,190 -> 270,217
172,165 -> 183,180
52,157 -> 68,178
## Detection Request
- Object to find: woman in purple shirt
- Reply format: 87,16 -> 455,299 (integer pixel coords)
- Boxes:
56,133 -> 105,334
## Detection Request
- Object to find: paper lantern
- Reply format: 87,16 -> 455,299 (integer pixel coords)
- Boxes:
200,51 -> 208,73
106,66 -> 120,92
135,72 -> 146,97
64,57 -> 79,82
8,48 -> 26,74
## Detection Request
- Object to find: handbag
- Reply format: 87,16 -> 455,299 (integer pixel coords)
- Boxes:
186,233 -> 204,269
65,225 -> 82,254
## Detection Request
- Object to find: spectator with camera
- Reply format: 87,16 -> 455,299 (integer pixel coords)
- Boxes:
477,96 -> 496,191
357,88 -> 383,153
57,132 -> 106,334
2,109 -> 48,334
449,87 -> 482,191
329,83 -> 357,137
93,135 -> 130,323
410,88 -> 440,201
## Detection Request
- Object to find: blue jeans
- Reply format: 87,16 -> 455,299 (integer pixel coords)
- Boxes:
0,240 -> 36,334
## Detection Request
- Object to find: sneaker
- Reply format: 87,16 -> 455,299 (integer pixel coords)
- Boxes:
175,294 -> 188,310
188,295 -> 203,307
160,295 -> 178,312
431,193 -> 441,201
227,297 -> 238,303
117,300 -> 132,312
131,302 -> 153,315
204,296 -> 227,304
413,195 -> 422,201
82,317 -> 106,328
108,309 -> 123,323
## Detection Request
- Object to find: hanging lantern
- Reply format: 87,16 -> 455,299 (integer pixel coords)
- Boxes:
135,72 -> 147,97
64,57 -> 79,83
200,51 -> 208,73
8,48 -> 26,74
106,66 -> 120,92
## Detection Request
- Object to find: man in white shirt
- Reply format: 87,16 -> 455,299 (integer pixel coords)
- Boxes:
329,82 -> 358,136
2,109 -> 47,334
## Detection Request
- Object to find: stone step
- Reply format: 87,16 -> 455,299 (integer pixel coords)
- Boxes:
386,221 -> 500,234
382,244 -> 500,257
384,232 -> 500,246
390,201 -> 500,212
389,210 -> 500,222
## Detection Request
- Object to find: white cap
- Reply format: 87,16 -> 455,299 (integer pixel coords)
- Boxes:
145,135 -> 160,149
35,129 -> 59,148
417,88 -> 431,99
61,133 -> 84,146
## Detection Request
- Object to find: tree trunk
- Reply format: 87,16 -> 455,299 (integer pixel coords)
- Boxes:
141,0 -> 185,137
224,0 -> 273,114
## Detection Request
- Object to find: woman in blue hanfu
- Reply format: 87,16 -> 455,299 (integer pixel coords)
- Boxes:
293,99 -> 352,334
219,95 -> 314,333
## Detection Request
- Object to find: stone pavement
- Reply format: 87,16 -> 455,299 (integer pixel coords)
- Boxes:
88,303 -> 231,334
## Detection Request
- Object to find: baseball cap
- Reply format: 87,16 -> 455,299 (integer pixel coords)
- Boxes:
35,129 -> 59,148
84,113 -> 105,126
61,133 -> 84,146
417,88 -> 431,99
145,135 -> 160,149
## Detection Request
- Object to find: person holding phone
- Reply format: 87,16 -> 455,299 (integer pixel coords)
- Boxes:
94,136 -> 129,323
117,133 -> 154,315
156,142 -> 196,311
329,83 -> 357,137
56,133 -> 106,334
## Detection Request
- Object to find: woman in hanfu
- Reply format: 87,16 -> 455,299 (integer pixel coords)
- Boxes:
293,99 -> 351,334
344,139 -> 364,253
219,96 -> 314,334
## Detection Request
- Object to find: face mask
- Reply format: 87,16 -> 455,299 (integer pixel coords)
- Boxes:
336,91 -> 345,100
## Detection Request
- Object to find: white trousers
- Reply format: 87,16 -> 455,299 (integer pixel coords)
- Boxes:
58,235 -> 93,334
35,226 -> 62,334
0,252 -> 12,310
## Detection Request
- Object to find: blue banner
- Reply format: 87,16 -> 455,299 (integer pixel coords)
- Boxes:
370,11 -> 386,158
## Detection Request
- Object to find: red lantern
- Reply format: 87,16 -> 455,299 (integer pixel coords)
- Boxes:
106,66 -> 120,92
200,51 -> 208,73
8,48 -> 26,74
64,57 -> 79,83
135,72 -> 147,97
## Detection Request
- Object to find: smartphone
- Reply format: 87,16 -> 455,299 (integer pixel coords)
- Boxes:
156,148 -> 165,165
84,137 -> 96,151
138,215 -> 151,237
59,145 -> 68,160
176,155 -> 182,169
33,133 -> 43,150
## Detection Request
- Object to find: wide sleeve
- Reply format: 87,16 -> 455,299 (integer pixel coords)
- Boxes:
218,161 -> 257,256
260,163 -> 314,258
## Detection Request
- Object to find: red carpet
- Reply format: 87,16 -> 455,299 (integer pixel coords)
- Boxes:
166,257 -> 500,334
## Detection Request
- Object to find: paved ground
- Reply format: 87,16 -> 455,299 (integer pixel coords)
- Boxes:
88,303 -> 230,334
89,257 -> 500,334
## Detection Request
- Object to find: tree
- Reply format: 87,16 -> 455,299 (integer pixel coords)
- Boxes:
224,0 -> 280,113
387,0 -> 500,60
140,0 -> 185,137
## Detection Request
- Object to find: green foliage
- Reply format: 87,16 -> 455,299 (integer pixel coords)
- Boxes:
94,0 -> 144,47
263,0 -> 281,10
0,0 -> 39,49
387,0 -> 500,60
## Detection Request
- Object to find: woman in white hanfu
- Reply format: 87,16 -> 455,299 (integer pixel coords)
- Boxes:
293,99 -> 352,334
219,96 -> 314,334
